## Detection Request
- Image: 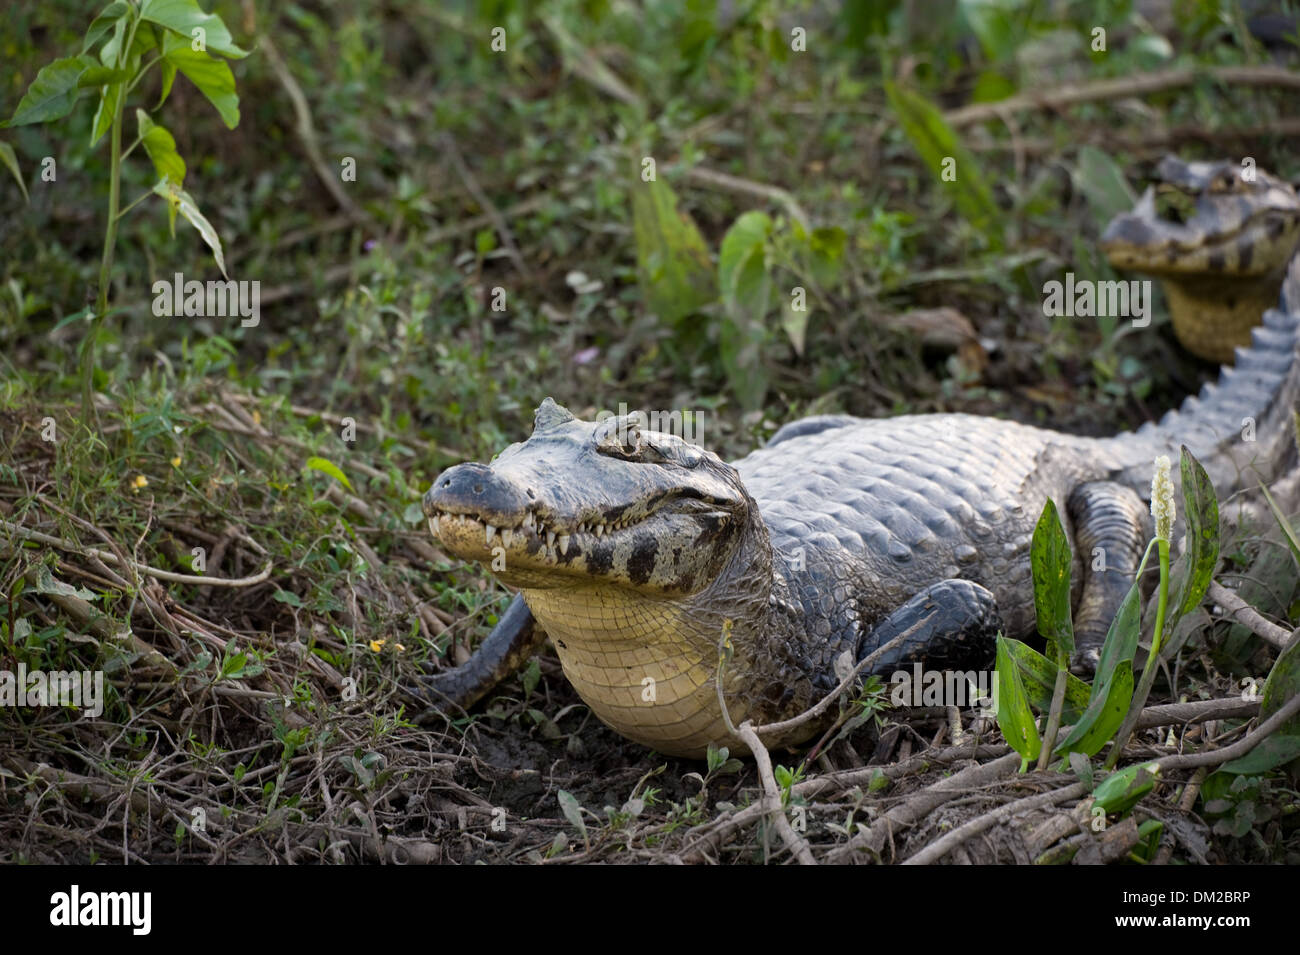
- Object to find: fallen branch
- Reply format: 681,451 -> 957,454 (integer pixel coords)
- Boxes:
902,780 -> 1090,865
944,65 -> 1300,127
2,519 -> 272,587
1207,580 -> 1292,650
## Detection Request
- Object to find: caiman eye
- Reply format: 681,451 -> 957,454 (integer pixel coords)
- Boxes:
597,420 -> 645,459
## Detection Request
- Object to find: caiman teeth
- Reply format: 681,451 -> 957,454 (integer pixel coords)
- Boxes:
596,523 -> 605,537
524,512 -> 535,531
486,524 -> 497,545
559,534 -> 571,555
547,530 -> 556,548
429,515 -> 441,535
502,527 -> 514,547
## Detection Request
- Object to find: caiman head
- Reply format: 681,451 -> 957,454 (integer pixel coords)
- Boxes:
423,398 -> 751,596
423,399 -> 781,757
1101,155 -> 1300,363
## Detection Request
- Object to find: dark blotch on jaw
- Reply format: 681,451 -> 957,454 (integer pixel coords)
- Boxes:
1207,249 -> 1225,271
627,537 -> 658,585
585,543 -> 614,575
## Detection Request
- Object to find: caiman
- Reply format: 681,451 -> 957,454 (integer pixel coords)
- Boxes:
416,160 -> 1300,759
1102,155 -> 1300,364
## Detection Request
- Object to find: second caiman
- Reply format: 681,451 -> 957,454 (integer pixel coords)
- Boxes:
417,159 -> 1300,759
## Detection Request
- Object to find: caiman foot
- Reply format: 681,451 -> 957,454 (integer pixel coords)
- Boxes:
411,593 -> 546,722
858,578 -> 1002,675
1068,481 -> 1150,677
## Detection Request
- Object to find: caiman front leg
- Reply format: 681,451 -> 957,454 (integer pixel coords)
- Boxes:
413,593 -> 547,721
857,578 -> 1003,675
1067,481 -> 1150,675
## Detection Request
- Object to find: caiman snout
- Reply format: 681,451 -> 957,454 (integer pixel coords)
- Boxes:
423,462 -> 530,524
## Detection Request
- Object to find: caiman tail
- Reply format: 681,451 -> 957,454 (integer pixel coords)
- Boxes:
1104,282 -> 1300,501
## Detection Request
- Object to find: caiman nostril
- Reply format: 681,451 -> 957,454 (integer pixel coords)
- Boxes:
473,484 -> 484,494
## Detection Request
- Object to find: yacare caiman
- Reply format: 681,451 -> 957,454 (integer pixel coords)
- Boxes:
416,170 -> 1300,760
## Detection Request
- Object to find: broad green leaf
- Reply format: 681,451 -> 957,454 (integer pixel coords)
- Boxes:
1092,761 -> 1159,816
5,55 -> 98,127
717,211 -> 772,409
304,456 -> 353,492
90,80 -> 124,147
83,1 -> 130,54
1260,635 -> 1300,737
884,81 -> 1000,240
1218,734 -> 1300,775
1173,446 -> 1219,618
807,225 -> 846,290
630,177 -> 715,324
160,32 -> 240,127
151,178 -> 227,276
1055,659 -> 1134,756
781,299 -> 808,357
1002,636 -> 1091,722
140,0 -> 250,59
77,66 -> 129,88
959,0 -> 1019,62
994,635 -> 1041,763
718,211 -> 771,310
556,789 -> 588,842
136,109 -> 186,186
1073,146 -> 1138,231
0,142 -> 27,202
1030,498 -> 1074,660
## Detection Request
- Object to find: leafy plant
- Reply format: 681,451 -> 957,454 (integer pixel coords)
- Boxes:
994,447 -> 1222,795
1,0 -> 248,418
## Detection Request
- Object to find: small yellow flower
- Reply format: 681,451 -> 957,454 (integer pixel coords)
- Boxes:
170,456 -> 182,468
252,409 -> 262,426
131,474 -> 149,492
395,643 -> 406,653
369,639 -> 386,652
1151,455 -> 1175,542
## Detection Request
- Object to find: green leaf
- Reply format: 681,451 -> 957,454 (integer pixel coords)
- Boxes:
630,176 -> 715,324
1092,761 -> 1159,816
77,66 -> 129,88
884,81 -> 1000,240
1055,659 -> 1134,756
1258,480 -> 1300,568
140,0 -> 250,59
160,32 -> 240,128
151,178 -> 227,276
1030,498 -> 1074,660
303,456 -> 353,492
0,142 -> 27,202
1072,146 -> 1137,230
1260,634 -> 1300,737
556,789 -> 588,842
994,635 -> 1041,763
1002,636 -> 1092,722
136,109 -> 186,186
718,211 -> 771,310
5,56 -> 99,127
83,1 -> 130,54
1173,446 -> 1219,619
959,0 -> 1020,62
1218,734 -> 1300,775
89,80 -> 124,148
717,211 -> 773,410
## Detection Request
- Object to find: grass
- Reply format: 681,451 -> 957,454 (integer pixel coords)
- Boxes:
2,0 -> 1299,862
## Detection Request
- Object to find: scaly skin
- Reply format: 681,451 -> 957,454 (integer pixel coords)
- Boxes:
1103,155 -> 1300,363
418,159 -> 1300,759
